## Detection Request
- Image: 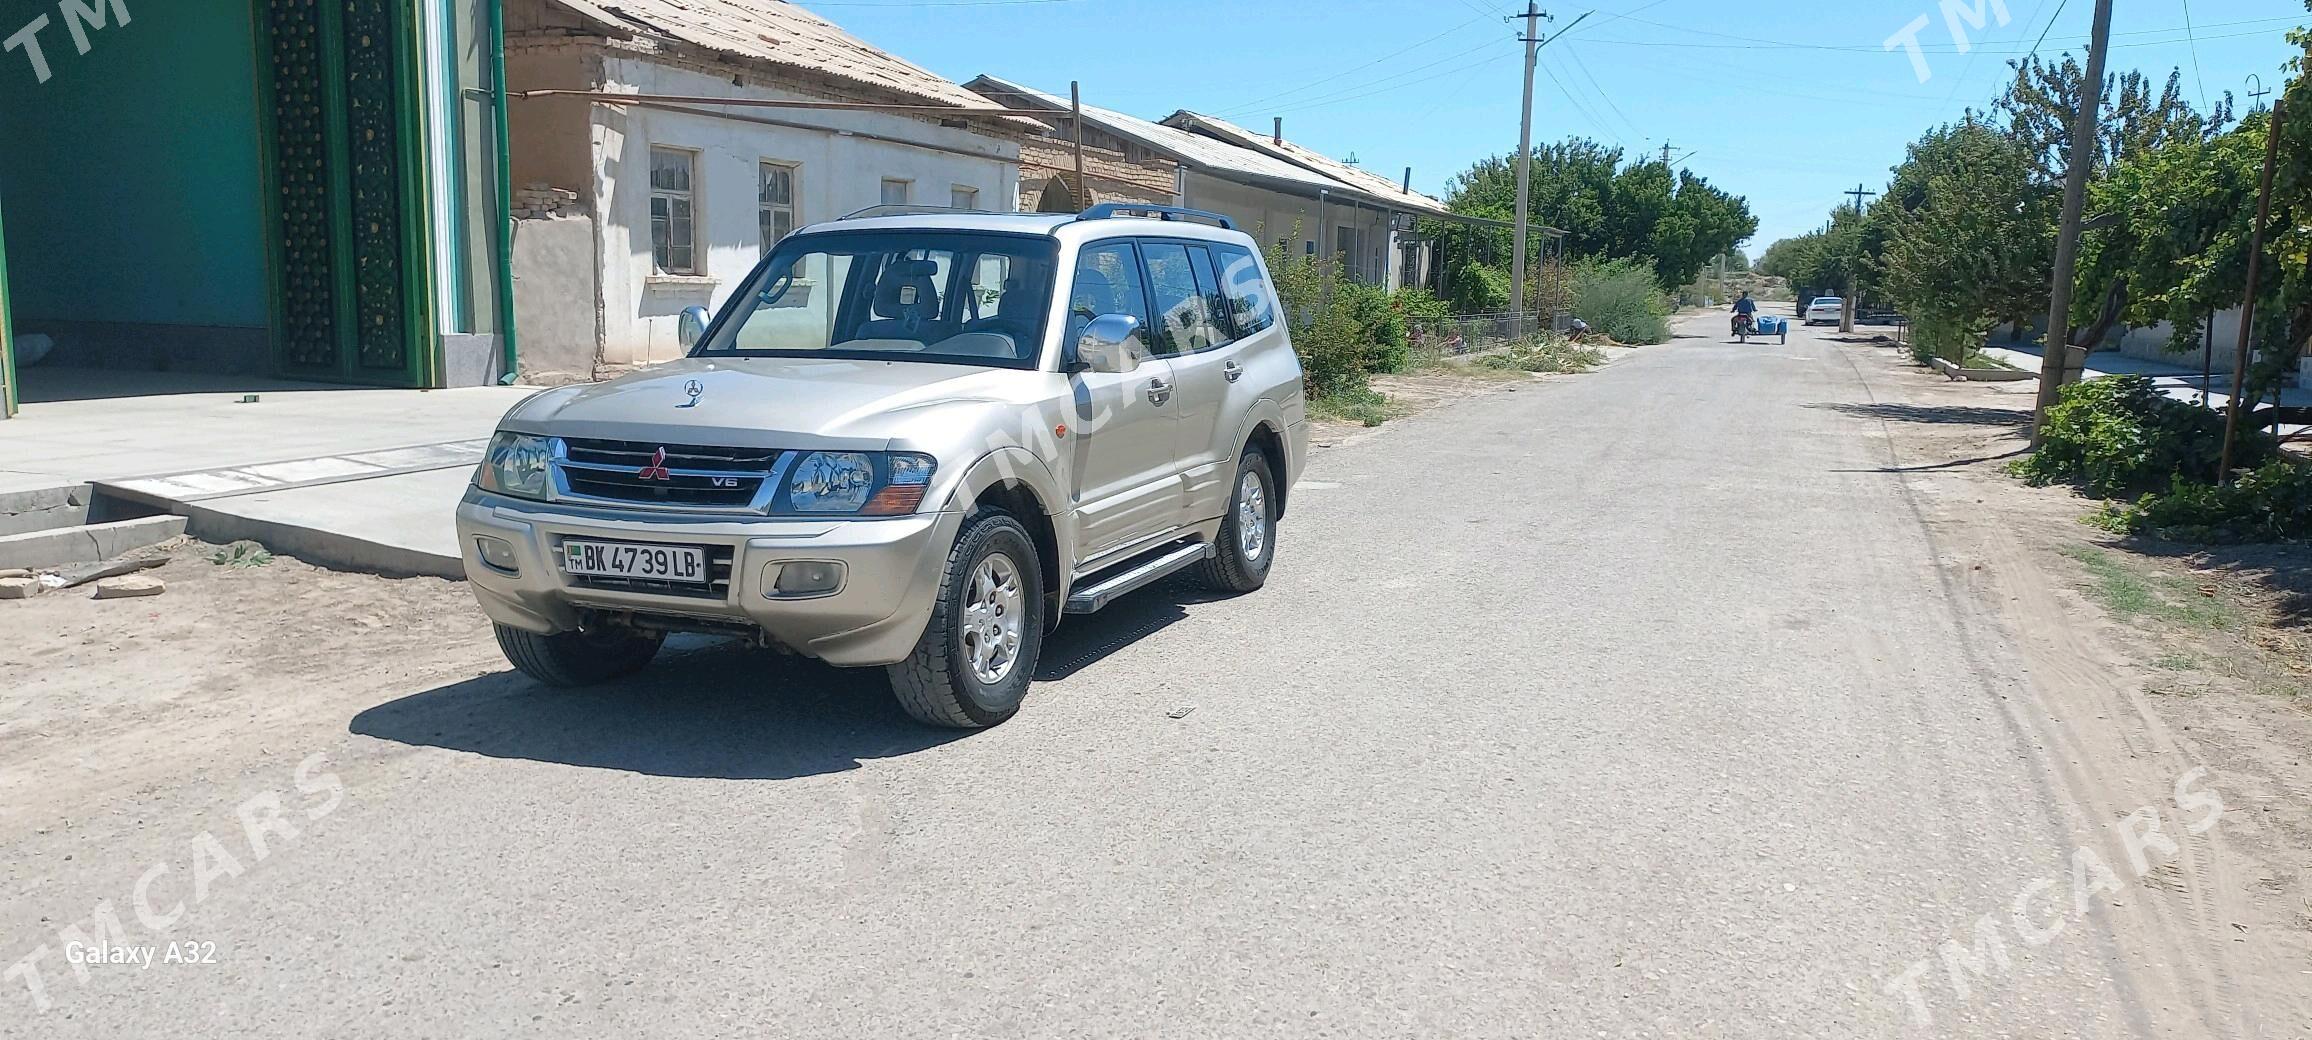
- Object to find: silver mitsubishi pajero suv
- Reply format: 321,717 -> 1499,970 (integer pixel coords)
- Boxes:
459,204 -> 1307,728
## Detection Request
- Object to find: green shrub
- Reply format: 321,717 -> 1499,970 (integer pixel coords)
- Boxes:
1570,258 -> 1671,344
1261,241 -> 1414,398
1336,280 -> 1410,374
2011,375 -> 2275,497
1390,286 -> 1454,322
2093,461 -> 2312,543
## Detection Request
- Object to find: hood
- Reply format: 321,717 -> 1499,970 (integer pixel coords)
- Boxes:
499,356 -> 1034,449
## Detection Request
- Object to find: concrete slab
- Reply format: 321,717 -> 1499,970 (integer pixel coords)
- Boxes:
0,515 -> 188,569
179,468 -> 472,579
0,375 -> 535,497
0,484 -> 91,537
100,440 -> 487,506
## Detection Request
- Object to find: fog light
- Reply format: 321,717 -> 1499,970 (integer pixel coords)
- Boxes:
474,536 -> 519,574
768,560 -> 844,598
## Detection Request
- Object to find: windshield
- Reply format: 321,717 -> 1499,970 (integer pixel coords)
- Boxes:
696,230 -> 1059,369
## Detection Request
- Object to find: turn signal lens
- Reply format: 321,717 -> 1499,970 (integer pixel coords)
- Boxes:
860,453 -> 936,515
861,484 -> 928,515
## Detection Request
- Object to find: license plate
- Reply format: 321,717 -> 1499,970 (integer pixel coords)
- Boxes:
561,540 -> 709,584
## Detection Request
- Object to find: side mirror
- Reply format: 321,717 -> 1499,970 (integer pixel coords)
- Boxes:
677,305 -> 712,350
1072,313 -> 1143,375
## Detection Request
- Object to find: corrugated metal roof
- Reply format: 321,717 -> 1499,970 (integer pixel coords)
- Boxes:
541,0 -> 1007,113
1162,111 -> 1453,217
970,75 -> 1374,201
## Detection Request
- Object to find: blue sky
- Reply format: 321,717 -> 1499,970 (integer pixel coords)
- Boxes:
797,0 -> 2308,254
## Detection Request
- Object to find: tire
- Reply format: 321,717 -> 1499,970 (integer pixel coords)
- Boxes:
887,511 -> 1046,729
1195,447 -> 1277,594
494,623 -> 663,687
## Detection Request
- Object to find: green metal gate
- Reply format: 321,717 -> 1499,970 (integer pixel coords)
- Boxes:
0,193 -> 14,418
255,0 -> 437,387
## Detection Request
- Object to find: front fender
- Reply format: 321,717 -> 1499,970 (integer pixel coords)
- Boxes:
940,447 -> 1077,598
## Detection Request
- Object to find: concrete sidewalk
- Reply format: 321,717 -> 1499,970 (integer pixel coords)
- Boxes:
1981,344 -> 2312,408
5,369 -> 538,576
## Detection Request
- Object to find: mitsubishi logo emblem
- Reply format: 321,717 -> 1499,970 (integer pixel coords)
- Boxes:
678,379 -> 704,408
636,447 -> 674,482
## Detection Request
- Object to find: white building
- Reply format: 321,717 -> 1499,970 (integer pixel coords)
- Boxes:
968,76 -> 1450,291
504,0 -> 1029,377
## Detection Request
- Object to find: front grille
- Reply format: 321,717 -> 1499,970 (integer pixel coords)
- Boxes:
565,543 -> 736,601
557,438 -> 781,508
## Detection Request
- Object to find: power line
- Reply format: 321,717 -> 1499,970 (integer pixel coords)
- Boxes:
2180,0 -> 2210,111
2026,0 -> 2073,59
1563,46 -> 1643,141
1220,9 -> 1500,115
1555,0 -> 1676,40
800,0 -> 1083,6
1226,37 -> 1510,117
1570,19 -> 2288,54
1945,0 -> 2049,104
1536,58 -> 1620,146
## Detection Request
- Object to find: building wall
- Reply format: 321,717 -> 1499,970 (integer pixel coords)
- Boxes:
1181,175 -> 1404,288
2113,310 -> 2245,375
590,55 -> 1020,366
0,0 -> 267,367
505,42 -> 600,203
1015,139 -> 1175,211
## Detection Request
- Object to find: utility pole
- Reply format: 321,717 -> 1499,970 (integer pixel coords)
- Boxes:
1511,1 -> 1549,339
2032,0 -> 2114,442
1069,81 -> 1088,210
1839,184 -> 1876,333
1658,141 -> 1673,167
2219,85 -> 2287,481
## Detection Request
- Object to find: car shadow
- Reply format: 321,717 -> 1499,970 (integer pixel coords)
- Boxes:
1034,576 -> 1230,681
349,580 -> 1230,779
348,637 -> 962,780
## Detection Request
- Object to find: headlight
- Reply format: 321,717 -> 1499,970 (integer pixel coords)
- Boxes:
479,433 -> 552,499
784,451 -> 936,515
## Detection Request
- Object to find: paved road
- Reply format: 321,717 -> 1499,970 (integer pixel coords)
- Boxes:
4,315 -> 2167,1037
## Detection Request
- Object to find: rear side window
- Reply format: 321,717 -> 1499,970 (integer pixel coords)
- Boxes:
1210,243 -> 1276,337
1141,241 -> 1225,355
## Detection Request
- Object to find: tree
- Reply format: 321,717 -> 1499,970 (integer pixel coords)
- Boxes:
1993,58 -> 2230,184
1430,138 -> 1756,306
1878,118 -> 2061,360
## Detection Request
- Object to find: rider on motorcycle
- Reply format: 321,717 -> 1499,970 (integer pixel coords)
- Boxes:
1730,291 -> 1758,336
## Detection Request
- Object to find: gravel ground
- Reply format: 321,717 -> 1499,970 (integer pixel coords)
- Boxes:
1,312 -> 2304,1037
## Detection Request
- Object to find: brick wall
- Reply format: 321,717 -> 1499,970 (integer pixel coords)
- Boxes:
1017,140 -> 1176,210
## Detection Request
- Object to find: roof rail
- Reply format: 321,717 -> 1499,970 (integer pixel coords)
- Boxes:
1077,203 -> 1236,230
839,204 -> 987,220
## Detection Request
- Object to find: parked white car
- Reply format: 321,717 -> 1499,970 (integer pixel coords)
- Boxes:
459,204 -> 1307,729
1804,297 -> 1844,325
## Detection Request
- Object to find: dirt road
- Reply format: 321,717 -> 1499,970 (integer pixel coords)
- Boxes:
2,312 -> 2306,1037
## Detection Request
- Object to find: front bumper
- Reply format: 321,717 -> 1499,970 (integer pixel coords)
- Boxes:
455,488 -> 962,667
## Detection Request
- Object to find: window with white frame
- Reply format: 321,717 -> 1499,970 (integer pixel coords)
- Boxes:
881,178 -> 912,206
649,147 -> 697,275
950,185 -> 979,211
759,162 -> 798,253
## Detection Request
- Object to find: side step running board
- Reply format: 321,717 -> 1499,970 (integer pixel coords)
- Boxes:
1064,541 -> 1213,614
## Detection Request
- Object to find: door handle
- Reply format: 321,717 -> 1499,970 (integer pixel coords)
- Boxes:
1145,378 -> 1172,406
1222,359 -> 1243,383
